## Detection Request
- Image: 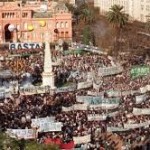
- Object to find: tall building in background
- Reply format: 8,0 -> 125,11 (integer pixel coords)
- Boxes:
94,0 -> 150,22
0,1 -> 72,43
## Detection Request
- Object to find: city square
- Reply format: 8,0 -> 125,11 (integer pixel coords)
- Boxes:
0,0 -> 150,150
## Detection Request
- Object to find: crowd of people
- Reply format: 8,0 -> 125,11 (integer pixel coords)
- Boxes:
0,47 -> 150,150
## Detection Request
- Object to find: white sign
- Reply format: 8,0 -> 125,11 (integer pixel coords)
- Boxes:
140,85 -> 150,93
124,121 -> 150,129
77,81 -> 92,90
107,127 -> 129,132
73,134 -> 91,144
62,104 -> 88,111
98,66 -> 123,76
87,114 -> 107,121
9,43 -> 42,50
31,116 -> 55,127
133,108 -> 150,115
135,94 -> 149,104
7,129 -> 35,139
32,122 -> 62,133
19,86 -> 54,95
87,91 -> 104,96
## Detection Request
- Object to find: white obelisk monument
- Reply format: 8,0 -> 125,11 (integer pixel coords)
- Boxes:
42,34 -> 56,89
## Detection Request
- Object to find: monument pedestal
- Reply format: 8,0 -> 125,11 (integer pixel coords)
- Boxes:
42,72 -> 56,89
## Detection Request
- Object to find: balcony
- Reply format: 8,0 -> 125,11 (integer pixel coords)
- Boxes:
32,11 -> 52,18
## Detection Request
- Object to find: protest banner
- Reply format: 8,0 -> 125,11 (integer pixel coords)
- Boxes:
7,129 -> 35,139
133,108 -> 150,115
77,81 -> 92,90
9,42 -> 42,50
76,96 -> 119,105
107,127 -> 129,132
131,66 -> 150,78
89,103 -> 119,110
76,95 -> 102,103
87,114 -> 107,121
19,85 -> 54,95
107,111 -> 119,117
87,91 -> 104,96
32,122 -> 62,132
98,66 -> 123,76
106,90 -> 139,97
140,85 -> 150,93
56,85 -> 76,93
31,116 -> 55,127
62,104 -> 88,111
135,94 -> 149,104
124,121 -> 150,129
0,91 -> 11,99
73,134 -> 91,144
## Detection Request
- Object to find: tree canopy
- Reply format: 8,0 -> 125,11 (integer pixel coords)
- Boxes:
107,5 -> 129,29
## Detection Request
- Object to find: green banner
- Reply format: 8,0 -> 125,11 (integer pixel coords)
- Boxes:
131,66 -> 150,78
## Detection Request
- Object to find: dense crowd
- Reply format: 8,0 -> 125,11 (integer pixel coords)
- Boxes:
0,48 -> 150,150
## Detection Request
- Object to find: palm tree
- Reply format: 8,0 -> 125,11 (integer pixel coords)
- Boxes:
107,5 -> 129,54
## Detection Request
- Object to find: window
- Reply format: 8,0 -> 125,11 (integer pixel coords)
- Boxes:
60,22 -> 64,28
65,31 -> 69,38
61,31 -> 64,37
141,5 -> 144,10
22,13 -> 28,18
146,5 -> 150,11
65,22 -> 68,28
140,14 -> 144,21
56,22 -> 59,28
24,23 -> 28,30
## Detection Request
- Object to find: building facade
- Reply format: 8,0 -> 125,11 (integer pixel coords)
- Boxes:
0,1 -> 72,43
94,0 -> 150,22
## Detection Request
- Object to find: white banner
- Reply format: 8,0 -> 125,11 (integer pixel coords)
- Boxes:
0,91 -> 11,99
98,66 -> 123,76
124,121 -> 150,129
56,85 -> 76,93
107,90 -> 139,97
73,134 -> 91,144
87,114 -> 107,121
133,108 -> 150,115
35,122 -> 62,132
7,129 -> 35,139
135,94 -> 149,104
140,85 -> 150,93
89,103 -> 119,110
62,104 -> 88,111
19,86 -> 54,95
9,42 -> 42,50
107,111 -> 119,117
31,117 -> 55,126
77,81 -> 92,90
107,127 -> 129,132
31,117 -> 62,132
76,95 -> 119,105
87,91 -> 104,96
76,96 -> 119,109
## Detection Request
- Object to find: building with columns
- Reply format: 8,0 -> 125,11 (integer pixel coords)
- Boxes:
0,1 -> 72,43
94,0 -> 150,22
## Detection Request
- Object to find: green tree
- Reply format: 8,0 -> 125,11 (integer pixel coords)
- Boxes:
82,26 -> 92,45
107,5 -> 128,54
65,3 -> 81,24
0,132 -> 59,150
